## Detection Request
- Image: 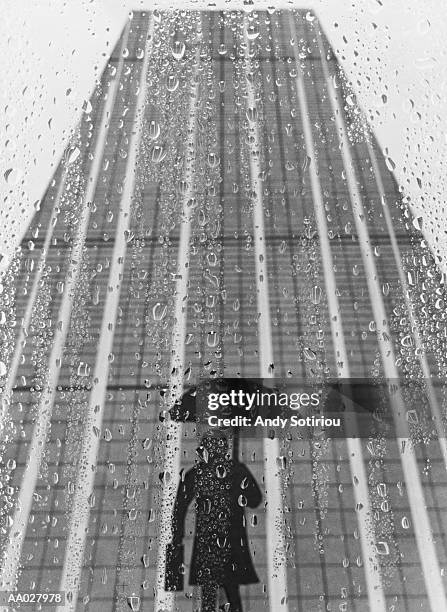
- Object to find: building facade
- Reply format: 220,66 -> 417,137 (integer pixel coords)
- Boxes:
1,10 -> 447,612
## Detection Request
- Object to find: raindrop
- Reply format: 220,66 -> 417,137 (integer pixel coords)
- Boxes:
151,145 -> 166,163
246,107 -> 258,122
207,332 -> 219,348
207,152 -> 220,168
311,286 -> 321,305
413,216 -> 423,231
385,156 -> 395,172
127,596 -> 140,611
207,252 -> 217,267
377,482 -> 387,497
238,494 -> 248,507
153,302 -> 167,321
77,362 -> 91,377
375,541 -> 390,555
178,180 -> 189,195
166,74 -> 179,92
171,40 -> 186,60
83,100 -> 92,114
277,456 -> 287,469
4,168 -> 22,185
148,120 -> 160,140
216,464 -> 227,478
66,147 -> 80,165
303,347 -> 316,361
246,24 -> 260,40
159,471 -> 171,485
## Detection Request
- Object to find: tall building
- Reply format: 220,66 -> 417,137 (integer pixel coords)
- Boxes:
1,9 -> 446,612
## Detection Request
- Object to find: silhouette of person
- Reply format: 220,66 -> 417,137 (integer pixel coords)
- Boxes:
169,433 -> 262,611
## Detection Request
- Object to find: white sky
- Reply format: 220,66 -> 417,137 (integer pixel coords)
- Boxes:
1,0 -> 447,274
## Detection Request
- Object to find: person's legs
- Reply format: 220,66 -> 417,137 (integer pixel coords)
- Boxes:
223,583 -> 243,612
201,582 -> 218,612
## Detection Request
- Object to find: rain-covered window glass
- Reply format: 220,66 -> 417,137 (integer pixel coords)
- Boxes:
1,4 -> 447,612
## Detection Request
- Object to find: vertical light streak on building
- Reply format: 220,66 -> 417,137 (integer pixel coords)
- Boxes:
154,30 -> 201,612
289,15 -> 387,612
242,15 -> 289,612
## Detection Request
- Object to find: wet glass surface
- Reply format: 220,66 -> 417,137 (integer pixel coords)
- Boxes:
1,8 -> 447,612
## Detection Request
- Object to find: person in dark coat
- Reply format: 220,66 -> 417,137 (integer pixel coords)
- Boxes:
169,434 -> 262,612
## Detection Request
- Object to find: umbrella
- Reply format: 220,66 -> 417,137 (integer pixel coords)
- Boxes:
168,378 -> 279,460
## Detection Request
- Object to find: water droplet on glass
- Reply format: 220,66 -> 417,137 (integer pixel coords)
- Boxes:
303,347 -> 316,361
246,24 -> 260,40
207,331 -> 219,348
148,120 -> 160,140
171,40 -> 186,60
166,74 -> 179,92
4,168 -> 22,185
207,152 -> 219,168
238,494 -> 247,507
413,216 -> 423,231
152,302 -> 167,321
375,541 -> 389,555
66,147 -> 80,165
246,107 -> 258,122
151,144 -> 166,163
311,286 -> 321,305
127,595 -> 140,611
216,464 -> 227,478
402,516 -> 410,529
